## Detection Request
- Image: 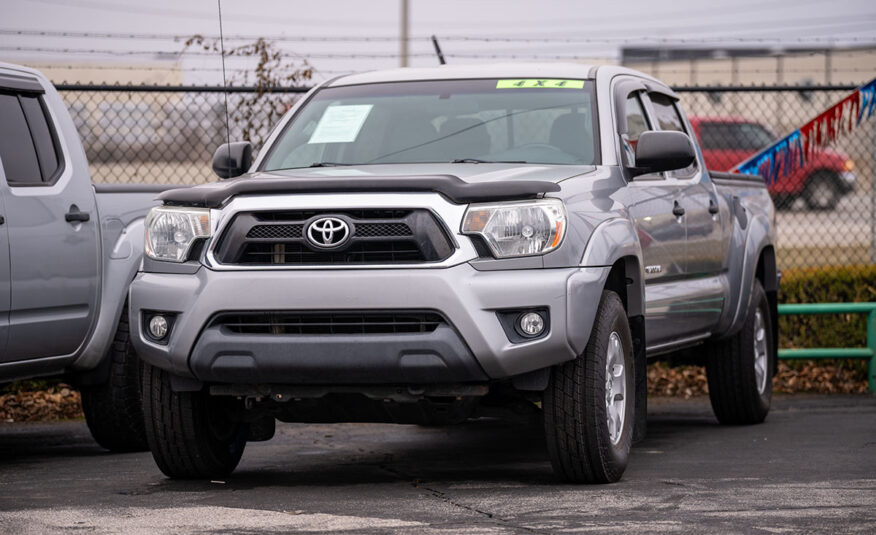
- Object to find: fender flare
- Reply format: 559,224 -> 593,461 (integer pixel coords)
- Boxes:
721,212 -> 774,338
71,217 -> 146,373
579,217 -> 645,318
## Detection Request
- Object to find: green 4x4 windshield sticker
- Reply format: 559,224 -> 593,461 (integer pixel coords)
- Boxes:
496,79 -> 585,89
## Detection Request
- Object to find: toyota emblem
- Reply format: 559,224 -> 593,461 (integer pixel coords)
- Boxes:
306,217 -> 350,249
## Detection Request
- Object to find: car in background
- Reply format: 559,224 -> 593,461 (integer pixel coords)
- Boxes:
689,116 -> 856,210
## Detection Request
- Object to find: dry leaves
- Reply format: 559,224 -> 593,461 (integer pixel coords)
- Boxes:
773,361 -> 870,394
0,384 -> 83,423
648,360 -> 870,398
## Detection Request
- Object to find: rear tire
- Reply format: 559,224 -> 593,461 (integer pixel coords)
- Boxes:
706,280 -> 773,425
142,363 -> 248,479
80,309 -> 148,453
543,291 -> 634,484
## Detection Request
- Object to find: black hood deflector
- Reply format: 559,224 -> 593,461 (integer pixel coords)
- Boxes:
158,173 -> 561,207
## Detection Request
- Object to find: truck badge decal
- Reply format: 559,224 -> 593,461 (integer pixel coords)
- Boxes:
306,217 -> 350,249
496,79 -> 585,89
645,265 -> 662,274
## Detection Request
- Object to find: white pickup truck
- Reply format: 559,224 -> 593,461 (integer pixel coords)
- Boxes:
131,63 -> 778,483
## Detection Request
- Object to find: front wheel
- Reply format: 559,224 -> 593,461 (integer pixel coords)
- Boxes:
80,309 -> 148,452
706,280 -> 773,425
142,363 -> 248,479
543,290 -> 634,484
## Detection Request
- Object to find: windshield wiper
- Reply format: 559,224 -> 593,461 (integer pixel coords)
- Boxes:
307,161 -> 351,167
450,158 -> 527,164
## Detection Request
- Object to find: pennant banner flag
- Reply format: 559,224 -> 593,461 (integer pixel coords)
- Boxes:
733,76 -> 876,184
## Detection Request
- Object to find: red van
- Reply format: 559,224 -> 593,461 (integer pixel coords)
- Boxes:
689,117 -> 856,210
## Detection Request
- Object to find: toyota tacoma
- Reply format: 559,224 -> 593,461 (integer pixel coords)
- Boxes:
131,64 -> 778,483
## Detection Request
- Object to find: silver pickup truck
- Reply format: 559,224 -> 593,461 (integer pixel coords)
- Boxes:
131,63 -> 778,483
0,62 -> 169,451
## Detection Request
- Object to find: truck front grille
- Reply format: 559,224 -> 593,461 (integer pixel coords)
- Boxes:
213,209 -> 454,266
212,311 -> 446,335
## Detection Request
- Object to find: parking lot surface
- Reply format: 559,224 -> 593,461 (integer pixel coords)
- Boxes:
0,394 -> 874,534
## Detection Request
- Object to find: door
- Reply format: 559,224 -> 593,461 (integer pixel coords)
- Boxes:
646,92 -> 726,336
0,84 -> 100,363
615,87 -> 688,347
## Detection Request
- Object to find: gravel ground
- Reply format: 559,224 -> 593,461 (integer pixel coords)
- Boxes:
0,394 -> 874,534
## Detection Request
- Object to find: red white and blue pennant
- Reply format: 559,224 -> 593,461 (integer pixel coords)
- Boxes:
733,77 -> 876,183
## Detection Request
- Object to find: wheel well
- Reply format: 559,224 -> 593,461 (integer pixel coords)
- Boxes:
604,256 -> 643,318
755,246 -> 779,377
755,246 -> 777,293
805,169 -> 842,189
605,257 -> 647,443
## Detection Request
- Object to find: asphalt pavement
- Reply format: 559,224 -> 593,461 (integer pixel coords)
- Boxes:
0,394 -> 874,534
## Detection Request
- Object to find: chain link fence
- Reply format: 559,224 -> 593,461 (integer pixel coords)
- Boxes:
56,84 -> 875,272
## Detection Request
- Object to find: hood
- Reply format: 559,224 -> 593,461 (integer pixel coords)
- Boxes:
158,163 -> 597,208
253,162 -> 596,184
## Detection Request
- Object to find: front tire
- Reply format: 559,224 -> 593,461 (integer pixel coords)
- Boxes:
544,290 -> 634,484
80,309 -> 148,452
142,363 -> 248,479
706,280 -> 773,425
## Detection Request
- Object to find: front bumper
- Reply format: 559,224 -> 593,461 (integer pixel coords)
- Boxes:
129,263 -> 609,383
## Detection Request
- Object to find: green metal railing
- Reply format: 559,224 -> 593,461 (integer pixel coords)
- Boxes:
777,302 -> 876,393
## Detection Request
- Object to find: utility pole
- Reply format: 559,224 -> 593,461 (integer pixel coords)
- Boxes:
399,0 -> 409,67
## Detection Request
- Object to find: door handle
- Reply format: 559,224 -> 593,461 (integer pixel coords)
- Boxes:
65,210 -> 90,223
0,215 -> 4,225
708,199 -> 720,215
672,201 -> 685,217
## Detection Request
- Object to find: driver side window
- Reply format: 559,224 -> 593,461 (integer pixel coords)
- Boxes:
621,92 -> 651,167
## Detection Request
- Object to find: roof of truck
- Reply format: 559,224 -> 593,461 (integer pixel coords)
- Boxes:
327,62 -> 599,87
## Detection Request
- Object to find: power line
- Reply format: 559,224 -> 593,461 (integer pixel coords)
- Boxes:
9,44 -> 875,62
0,46 -> 443,59
3,28 -> 875,46
24,63 -> 353,74
24,0 -> 397,27
437,15 -> 876,39
0,28 -> 422,42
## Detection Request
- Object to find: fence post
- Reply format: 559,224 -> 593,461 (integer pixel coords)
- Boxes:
870,125 -> 876,264
869,309 -> 876,394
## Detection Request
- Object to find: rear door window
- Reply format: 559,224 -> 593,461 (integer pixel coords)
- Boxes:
19,94 -> 61,181
649,93 -> 686,132
0,91 -> 63,185
0,92 -> 42,184
648,93 -> 698,177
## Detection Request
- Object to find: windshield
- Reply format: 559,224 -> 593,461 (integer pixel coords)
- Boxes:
261,79 -> 599,170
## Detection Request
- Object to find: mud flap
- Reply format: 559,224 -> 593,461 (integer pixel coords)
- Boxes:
630,315 -> 647,444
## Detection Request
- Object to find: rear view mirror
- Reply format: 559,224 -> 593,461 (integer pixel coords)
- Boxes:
629,131 -> 695,177
212,142 -> 253,179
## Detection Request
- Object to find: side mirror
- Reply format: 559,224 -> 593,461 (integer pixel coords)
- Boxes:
212,142 -> 253,179
629,131 -> 695,177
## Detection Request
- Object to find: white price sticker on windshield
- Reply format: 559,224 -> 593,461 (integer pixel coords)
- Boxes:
308,104 -> 373,144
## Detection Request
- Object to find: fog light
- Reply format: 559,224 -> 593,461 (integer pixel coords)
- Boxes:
148,315 -> 169,340
518,312 -> 545,337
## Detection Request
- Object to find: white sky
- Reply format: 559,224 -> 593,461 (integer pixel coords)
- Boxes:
3,0 -> 876,84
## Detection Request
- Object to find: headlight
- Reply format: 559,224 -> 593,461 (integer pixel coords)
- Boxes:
462,198 -> 566,258
145,206 -> 211,262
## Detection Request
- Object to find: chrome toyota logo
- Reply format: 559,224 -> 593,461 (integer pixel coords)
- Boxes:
306,217 -> 350,248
